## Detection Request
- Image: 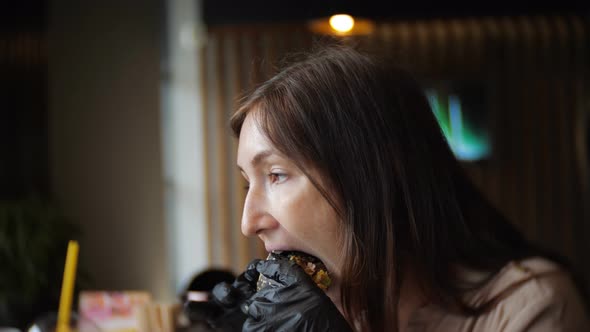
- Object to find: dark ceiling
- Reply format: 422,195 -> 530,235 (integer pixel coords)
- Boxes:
203,0 -> 590,25
0,1 -> 45,29
1,1 -> 588,27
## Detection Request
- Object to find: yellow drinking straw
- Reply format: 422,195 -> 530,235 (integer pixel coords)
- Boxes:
57,240 -> 79,332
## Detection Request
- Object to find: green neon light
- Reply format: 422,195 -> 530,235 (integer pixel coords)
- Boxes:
426,90 -> 490,161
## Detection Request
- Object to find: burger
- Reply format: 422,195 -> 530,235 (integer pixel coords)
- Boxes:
256,251 -> 332,291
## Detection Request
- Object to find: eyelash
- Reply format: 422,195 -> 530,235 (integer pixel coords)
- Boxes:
242,172 -> 286,191
268,172 -> 286,184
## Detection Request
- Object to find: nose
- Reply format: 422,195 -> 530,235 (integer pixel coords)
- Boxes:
241,188 -> 277,237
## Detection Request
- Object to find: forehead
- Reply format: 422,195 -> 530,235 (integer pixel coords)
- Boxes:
237,113 -> 276,164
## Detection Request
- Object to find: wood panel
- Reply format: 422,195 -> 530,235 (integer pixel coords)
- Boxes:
201,25 -> 316,271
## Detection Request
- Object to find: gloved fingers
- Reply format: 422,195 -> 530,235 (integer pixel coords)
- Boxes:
246,259 -> 262,277
245,296 -> 275,322
255,258 -> 312,287
233,280 -> 256,299
237,258 -> 262,284
242,316 -> 274,332
183,300 -> 222,323
243,279 -> 354,332
244,292 -> 331,332
229,259 -> 261,300
211,281 -> 241,307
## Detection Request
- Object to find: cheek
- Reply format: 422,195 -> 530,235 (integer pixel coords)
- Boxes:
273,182 -> 340,244
309,198 -> 341,240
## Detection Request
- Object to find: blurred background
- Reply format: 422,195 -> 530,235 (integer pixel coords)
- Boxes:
1,0 -> 589,327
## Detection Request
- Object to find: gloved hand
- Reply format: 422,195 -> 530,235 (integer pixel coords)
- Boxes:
243,257 -> 353,332
184,260 -> 260,331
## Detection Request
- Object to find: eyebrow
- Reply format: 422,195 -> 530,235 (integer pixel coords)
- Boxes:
237,150 -> 274,171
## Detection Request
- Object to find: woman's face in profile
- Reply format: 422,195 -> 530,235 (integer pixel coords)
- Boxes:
236,112 -> 343,276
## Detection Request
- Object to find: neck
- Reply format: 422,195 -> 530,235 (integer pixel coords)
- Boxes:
322,252 -> 345,315
324,265 -> 429,331
326,277 -> 344,315
398,267 -> 428,331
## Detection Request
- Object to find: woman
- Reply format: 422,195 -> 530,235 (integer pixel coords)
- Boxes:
217,45 -> 589,331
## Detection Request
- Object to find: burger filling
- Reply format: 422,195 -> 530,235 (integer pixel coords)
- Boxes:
257,251 -> 332,291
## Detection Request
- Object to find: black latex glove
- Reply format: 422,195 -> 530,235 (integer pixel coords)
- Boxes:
185,260 -> 260,331
243,257 -> 353,332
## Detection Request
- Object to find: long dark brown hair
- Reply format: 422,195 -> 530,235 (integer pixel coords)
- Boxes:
230,45 -> 582,331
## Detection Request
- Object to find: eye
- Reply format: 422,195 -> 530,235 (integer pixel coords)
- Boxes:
268,172 -> 287,184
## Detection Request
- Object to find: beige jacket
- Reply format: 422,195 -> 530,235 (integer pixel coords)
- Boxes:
407,257 -> 589,331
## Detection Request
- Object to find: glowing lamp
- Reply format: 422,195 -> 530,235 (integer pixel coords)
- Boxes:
308,14 -> 375,36
329,14 -> 355,33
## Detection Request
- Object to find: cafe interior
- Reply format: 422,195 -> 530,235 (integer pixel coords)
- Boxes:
1,0 -> 589,330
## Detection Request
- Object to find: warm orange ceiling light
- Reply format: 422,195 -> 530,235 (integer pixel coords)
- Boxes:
308,14 -> 375,36
329,14 -> 355,33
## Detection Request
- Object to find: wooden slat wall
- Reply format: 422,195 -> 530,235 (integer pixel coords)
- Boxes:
201,25 -> 314,271
201,17 -> 590,279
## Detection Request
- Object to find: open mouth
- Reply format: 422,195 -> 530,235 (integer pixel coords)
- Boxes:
256,250 -> 332,291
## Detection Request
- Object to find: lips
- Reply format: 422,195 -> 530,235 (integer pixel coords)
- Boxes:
263,243 -> 290,253
256,250 -> 332,292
